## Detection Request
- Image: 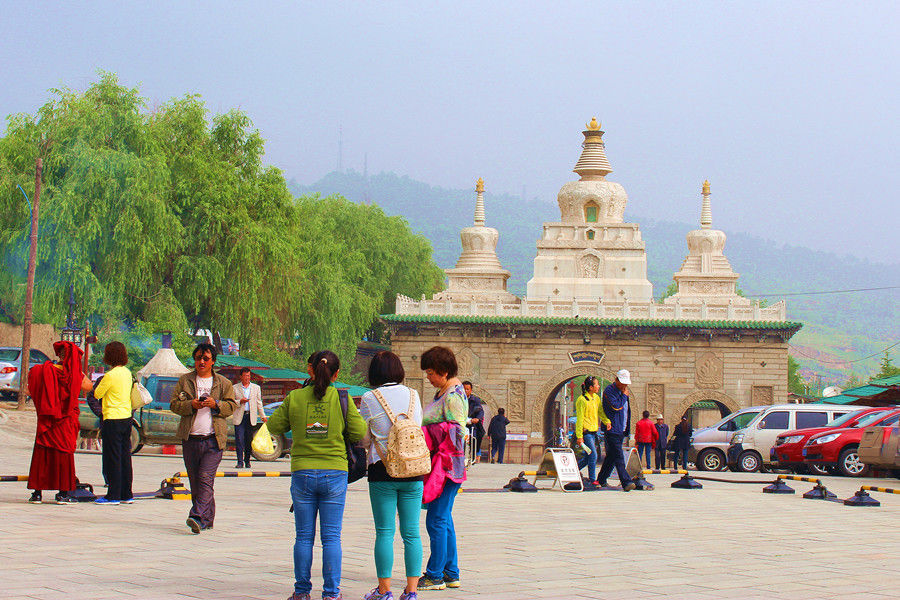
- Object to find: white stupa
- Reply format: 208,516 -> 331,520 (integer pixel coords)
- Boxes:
665,181 -> 750,307
433,178 -> 519,303
525,118 -> 654,303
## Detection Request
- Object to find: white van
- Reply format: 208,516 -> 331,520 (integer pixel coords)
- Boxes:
688,407 -> 765,471
726,404 -> 854,472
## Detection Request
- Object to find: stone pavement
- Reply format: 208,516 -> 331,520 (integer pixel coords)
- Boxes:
0,444 -> 897,600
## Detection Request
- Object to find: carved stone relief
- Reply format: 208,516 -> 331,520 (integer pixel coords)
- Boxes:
646,383 -> 665,417
695,352 -> 724,389
456,347 -> 480,380
507,380 -> 526,422
751,385 -> 774,406
579,254 -> 602,278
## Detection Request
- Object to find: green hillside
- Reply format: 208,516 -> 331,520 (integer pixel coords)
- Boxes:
291,170 -> 899,386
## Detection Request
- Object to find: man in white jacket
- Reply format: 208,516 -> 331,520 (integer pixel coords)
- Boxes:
232,367 -> 266,468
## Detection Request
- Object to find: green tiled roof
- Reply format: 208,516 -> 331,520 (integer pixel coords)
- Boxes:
212,355 -> 271,368
250,368 -> 307,380
335,383 -> 372,397
381,313 -> 802,330
816,394 -> 857,405
870,374 -> 900,387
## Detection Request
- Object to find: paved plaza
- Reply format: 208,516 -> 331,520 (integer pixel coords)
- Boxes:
0,423 -> 897,600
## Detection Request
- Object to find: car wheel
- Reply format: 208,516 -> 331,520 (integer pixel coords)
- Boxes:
698,449 -> 726,471
808,463 -> 829,476
251,432 -> 285,462
837,446 -> 869,477
130,422 -> 144,454
737,450 -> 762,473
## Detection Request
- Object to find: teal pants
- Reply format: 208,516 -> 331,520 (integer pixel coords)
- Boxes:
368,480 -> 424,578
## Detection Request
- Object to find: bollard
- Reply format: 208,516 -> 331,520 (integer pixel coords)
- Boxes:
631,472 -> 655,491
843,489 -> 881,507
802,483 -> 836,500
504,473 -> 538,492
671,473 -> 702,489
156,476 -> 191,500
763,477 -> 795,494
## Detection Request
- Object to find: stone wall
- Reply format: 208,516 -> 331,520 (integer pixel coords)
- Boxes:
0,323 -> 58,358
390,328 -> 789,464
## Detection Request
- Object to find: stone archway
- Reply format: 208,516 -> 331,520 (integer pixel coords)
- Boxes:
530,364 -> 618,441
671,390 -> 739,423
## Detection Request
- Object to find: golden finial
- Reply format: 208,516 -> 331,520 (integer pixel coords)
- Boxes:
476,177 -> 484,193
702,180 -> 710,195
586,117 -> 601,131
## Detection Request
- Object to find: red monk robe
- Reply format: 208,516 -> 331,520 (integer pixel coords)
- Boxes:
27,341 -> 91,493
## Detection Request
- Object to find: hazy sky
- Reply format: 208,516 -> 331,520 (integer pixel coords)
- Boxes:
2,2 -> 898,263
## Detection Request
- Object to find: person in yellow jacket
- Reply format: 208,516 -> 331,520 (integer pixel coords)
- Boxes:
575,376 -> 611,484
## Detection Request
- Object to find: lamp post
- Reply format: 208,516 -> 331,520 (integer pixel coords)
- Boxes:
60,286 -> 84,347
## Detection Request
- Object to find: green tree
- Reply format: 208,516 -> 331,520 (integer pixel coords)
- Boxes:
787,355 -> 806,395
872,350 -> 900,380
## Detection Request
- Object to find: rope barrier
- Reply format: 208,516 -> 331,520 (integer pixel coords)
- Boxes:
174,470 -> 291,478
0,475 -> 28,482
860,485 -> 900,495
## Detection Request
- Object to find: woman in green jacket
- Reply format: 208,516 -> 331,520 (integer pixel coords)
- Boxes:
267,350 -> 367,600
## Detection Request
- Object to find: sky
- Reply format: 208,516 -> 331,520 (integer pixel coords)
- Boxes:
2,1 -> 898,264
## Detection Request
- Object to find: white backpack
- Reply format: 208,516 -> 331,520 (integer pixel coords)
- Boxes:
372,388 -> 432,478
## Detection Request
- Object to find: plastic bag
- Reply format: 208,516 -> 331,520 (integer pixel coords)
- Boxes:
252,423 -> 275,455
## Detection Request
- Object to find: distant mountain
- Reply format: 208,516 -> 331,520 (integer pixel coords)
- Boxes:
290,171 -> 899,384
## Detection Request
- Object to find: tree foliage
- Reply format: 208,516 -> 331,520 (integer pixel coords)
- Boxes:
787,355 -> 806,395
0,73 -> 443,369
873,350 -> 900,380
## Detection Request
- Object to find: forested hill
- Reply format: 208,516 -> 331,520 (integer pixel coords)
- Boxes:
290,170 -> 899,384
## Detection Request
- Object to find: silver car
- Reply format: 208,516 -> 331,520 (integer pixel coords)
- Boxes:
689,407 -> 763,471
0,347 -> 53,400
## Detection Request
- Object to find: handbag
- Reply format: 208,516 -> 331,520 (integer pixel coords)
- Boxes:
338,389 -> 367,483
130,380 -> 152,411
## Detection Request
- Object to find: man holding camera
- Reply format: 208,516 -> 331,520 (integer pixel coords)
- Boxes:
170,343 -> 237,534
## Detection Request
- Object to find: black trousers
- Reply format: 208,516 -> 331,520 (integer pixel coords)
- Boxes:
597,432 -> 633,487
101,418 -> 133,501
234,412 -> 256,465
654,444 -> 666,469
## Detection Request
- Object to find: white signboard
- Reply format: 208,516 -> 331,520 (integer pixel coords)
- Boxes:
506,433 -> 528,441
549,448 -> 581,484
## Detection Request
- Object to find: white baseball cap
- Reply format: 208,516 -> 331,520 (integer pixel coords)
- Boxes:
616,369 -> 632,384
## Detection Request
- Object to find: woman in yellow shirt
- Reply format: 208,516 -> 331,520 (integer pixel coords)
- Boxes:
575,376 -> 611,484
93,341 -> 134,505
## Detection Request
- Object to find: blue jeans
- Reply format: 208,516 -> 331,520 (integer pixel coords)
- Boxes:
424,479 -> 461,581
290,469 -> 347,597
369,480 -> 424,578
674,446 -> 689,469
637,442 -> 653,467
576,431 -> 600,481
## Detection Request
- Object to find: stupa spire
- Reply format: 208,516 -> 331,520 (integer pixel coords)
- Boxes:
700,180 -> 712,229
474,177 -> 485,226
573,117 -> 613,180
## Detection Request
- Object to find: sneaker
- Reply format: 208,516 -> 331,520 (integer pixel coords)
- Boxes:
623,481 -> 637,492
121,498 -> 134,504
323,594 -> 343,600
29,491 -> 42,504
286,594 -> 310,600
442,576 -> 460,589
94,497 -> 120,505
55,493 -> 78,504
417,577 -> 446,591
399,593 -> 418,600
235,463 -> 243,469
364,587 -> 393,600
597,480 -> 608,488
186,517 -> 201,534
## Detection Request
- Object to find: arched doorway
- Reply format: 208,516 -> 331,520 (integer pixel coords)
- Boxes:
673,391 -> 740,429
532,365 -> 617,451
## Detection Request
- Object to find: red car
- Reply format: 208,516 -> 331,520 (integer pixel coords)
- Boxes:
803,408 -> 900,477
771,407 -> 888,475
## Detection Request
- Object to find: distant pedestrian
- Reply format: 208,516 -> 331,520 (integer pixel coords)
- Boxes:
634,410 -> 658,469
487,408 -> 510,464
358,350 -> 424,600
267,350 -> 367,600
93,341 -> 135,505
672,416 -> 693,470
463,381 -> 484,464
170,343 -> 237,533
418,346 -> 467,592
597,369 -> 636,492
575,376 -> 610,484
653,415 -> 669,470
27,341 -> 93,504
232,367 -> 266,468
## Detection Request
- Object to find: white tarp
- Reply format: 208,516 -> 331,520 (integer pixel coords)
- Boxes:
136,348 -> 190,382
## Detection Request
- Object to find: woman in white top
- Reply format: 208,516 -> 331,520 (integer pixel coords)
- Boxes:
358,351 -> 423,600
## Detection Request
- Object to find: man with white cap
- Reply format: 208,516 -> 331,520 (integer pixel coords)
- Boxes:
596,369 -> 636,491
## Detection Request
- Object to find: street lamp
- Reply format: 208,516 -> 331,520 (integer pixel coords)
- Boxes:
60,286 -> 84,347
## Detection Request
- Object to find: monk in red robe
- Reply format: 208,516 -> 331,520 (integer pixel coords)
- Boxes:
27,341 -> 92,504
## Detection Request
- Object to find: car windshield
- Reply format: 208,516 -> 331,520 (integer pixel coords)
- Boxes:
853,411 -> 890,428
732,411 -> 760,429
0,349 -> 20,361
826,410 -> 864,428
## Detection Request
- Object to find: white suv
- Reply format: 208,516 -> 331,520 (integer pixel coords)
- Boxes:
689,407 -> 764,471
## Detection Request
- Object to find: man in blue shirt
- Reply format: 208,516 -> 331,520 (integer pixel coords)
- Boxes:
597,369 -> 636,491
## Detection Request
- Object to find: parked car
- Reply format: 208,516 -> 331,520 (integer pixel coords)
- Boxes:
0,346 -> 53,400
858,423 -> 900,475
726,404 -> 853,472
78,374 -> 288,460
689,407 -> 764,471
803,408 -> 900,477
770,406 -> 883,475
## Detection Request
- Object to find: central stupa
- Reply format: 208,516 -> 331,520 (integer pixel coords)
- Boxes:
525,118 -> 653,303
